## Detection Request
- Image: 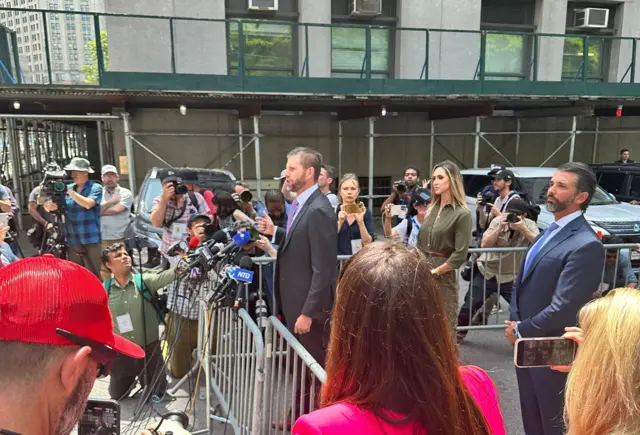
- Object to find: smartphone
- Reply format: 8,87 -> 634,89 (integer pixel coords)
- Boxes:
0,213 -> 9,228
78,399 -> 120,435
342,203 -> 362,214
514,337 -> 578,368
390,204 -> 407,217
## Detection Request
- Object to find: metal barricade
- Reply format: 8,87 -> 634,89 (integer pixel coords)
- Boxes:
207,307 -> 265,435
458,243 -> 640,333
262,316 -> 327,435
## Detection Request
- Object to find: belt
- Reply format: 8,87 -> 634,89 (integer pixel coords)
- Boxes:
424,251 -> 449,258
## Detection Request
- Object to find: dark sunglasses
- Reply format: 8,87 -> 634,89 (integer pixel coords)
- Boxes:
56,328 -> 118,378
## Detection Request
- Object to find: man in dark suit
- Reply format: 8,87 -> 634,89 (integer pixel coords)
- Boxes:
505,162 -> 604,435
615,149 -> 635,164
257,147 -> 337,425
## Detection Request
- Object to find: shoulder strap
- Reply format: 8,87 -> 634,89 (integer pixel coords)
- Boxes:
188,191 -> 198,210
103,278 -> 112,294
406,216 -> 413,238
133,273 -> 153,303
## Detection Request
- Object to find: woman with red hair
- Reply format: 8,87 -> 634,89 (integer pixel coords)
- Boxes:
292,242 -> 505,435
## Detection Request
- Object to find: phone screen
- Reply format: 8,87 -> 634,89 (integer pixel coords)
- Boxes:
249,224 -> 260,242
515,337 -> 577,368
78,399 -> 120,435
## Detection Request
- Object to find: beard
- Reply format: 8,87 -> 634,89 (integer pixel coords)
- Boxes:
545,194 -> 575,213
54,368 -> 95,435
288,177 -> 305,193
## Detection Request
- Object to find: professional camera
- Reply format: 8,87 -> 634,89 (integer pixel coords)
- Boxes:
170,180 -> 188,196
395,180 -> 408,194
505,213 -> 519,224
482,190 -> 496,205
41,162 -> 71,211
239,190 -> 252,203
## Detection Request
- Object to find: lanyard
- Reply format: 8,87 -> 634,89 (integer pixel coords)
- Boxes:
411,216 -> 421,231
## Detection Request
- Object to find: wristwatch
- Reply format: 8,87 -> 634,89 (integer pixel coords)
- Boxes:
511,322 -> 522,338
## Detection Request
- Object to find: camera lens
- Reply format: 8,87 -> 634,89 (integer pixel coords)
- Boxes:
396,182 -> 407,194
506,213 -> 518,224
482,191 -> 496,204
240,190 -> 253,203
174,183 -> 188,195
54,181 -> 66,192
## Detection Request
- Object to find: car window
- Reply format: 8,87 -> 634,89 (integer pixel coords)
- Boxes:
462,175 -> 493,197
596,172 -> 626,195
630,176 -> 640,198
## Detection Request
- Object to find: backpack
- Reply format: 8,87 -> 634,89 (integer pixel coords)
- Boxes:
104,274 -> 168,324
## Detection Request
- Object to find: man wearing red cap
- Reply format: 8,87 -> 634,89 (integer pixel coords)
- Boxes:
0,256 -> 145,435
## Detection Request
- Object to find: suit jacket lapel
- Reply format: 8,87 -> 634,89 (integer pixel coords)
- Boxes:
281,189 -> 321,251
521,215 -> 585,283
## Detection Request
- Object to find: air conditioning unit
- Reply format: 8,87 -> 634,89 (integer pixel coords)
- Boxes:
574,8 -> 609,28
350,0 -> 382,17
248,0 -> 278,12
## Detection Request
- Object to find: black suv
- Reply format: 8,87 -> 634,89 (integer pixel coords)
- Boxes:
124,167 -> 236,268
591,163 -> 640,203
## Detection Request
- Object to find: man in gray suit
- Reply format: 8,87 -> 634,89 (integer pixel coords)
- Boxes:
257,147 -> 336,427
505,162 -> 604,435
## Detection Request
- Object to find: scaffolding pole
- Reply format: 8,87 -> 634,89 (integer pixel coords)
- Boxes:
474,117 -> 481,168
515,118 -> 521,166
6,118 -> 22,228
429,120 -> 435,172
368,117 -> 375,211
253,116 -> 262,200
592,117 -> 600,164
122,113 -> 137,200
130,136 -> 172,167
97,120 -> 105,168
569,116 -> 577,162
238,118 -> 245,181
338,121 -> 343,180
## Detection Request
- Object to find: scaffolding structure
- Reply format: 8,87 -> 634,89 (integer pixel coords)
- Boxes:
3,111 -> 640,221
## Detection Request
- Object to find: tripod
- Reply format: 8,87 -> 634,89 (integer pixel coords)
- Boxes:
40,212 -> 67,259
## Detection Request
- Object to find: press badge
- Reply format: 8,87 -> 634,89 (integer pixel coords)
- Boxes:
116,314 -> 134,334
172,223 -> 187,239
351,239 -> 363,254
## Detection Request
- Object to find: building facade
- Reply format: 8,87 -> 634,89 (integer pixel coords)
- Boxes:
0,0 -> 104,84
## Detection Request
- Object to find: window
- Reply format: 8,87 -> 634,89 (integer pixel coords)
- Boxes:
228,21 -> 294,76
66,22 -> 75,31
597,172 -> 627,196
331,27 -> 390,78
484,33 -> 529,80
562,36 -> 606,82
629,176 -> 640,198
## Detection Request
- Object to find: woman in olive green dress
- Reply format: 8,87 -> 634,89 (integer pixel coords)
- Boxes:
417,160 -> 472,334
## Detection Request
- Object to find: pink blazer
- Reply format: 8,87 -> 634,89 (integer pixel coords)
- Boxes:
292,365 -> 506,435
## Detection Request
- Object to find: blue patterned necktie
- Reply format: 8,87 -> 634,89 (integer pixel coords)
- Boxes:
522,222 -> 559,277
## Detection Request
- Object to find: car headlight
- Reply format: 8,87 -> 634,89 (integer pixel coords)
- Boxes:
587,220 -> 610,237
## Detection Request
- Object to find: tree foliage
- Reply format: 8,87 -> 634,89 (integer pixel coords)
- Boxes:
81,31 -> 109,84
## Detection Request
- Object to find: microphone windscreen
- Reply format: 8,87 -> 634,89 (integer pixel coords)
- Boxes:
212,230 -> 230,243
238,255 -> 254,269
232,231 -> 251,247
188,236 -> 201,249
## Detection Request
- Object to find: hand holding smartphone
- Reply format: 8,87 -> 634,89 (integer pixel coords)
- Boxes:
514,336 -> 578,368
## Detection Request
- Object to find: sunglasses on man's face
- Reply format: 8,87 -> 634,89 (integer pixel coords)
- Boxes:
56,329 -> 118,378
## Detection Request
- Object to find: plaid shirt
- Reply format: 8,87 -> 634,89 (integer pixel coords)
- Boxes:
152,192 -> 209,258
167,268 -> 216,319
65,180 -> 102,245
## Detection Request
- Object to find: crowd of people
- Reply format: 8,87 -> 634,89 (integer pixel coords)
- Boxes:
1,146 -> 640,435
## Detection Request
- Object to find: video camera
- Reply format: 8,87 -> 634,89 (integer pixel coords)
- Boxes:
41,162 -> 71,212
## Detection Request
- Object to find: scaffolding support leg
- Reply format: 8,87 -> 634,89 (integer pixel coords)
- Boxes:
253,115 -> 262,200
97,120 -> 105,168
238,118 -> 245,181
569,116 -> 577,163
368,117 -> 375,212
6,118 -> 22,228
474,117 -> 481,168
122,113 -> 137,200
429,120 -> 435,172
338,120 -> 343,181
515,118 -> 521,166
592,117 -> 600,164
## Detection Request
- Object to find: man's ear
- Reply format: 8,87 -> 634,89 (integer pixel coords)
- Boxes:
59,346 -> 93,394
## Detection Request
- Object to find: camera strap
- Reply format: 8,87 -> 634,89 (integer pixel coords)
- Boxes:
163,192 -> 197,228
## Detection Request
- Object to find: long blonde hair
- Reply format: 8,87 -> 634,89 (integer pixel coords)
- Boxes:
338,173 -> 360,205
565,288 -> 640,435
427,160 -> 468,214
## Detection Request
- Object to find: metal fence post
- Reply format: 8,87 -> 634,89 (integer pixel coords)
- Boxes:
122,113 -> 137,199
41,11 -> 52,84
93,14 -> 104,84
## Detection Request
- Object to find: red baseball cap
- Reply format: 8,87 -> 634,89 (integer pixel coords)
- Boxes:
0,256 -> 144,359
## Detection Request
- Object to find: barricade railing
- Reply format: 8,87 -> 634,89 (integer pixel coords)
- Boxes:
262,316 -> 327,435
207,307 -> 265,434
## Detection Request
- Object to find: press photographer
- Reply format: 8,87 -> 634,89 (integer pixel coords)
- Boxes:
42,157 -> 103,277
380,166 -> 420,214
233,181 -> 266,220
457,198 -> 539,344
149,169 -> 210,266
102,242 -> 180,400
476,168 -> 520,231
